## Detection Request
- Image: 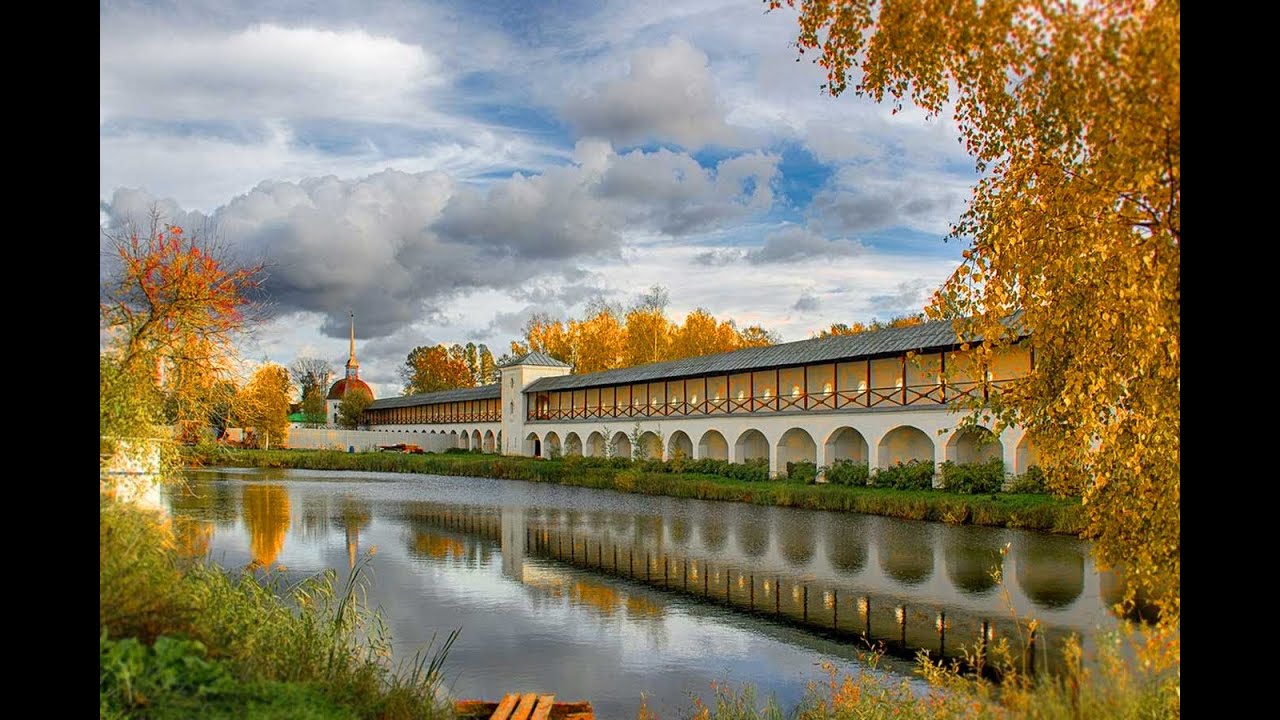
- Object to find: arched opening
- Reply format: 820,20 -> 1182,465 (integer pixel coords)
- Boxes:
471,429 -> 482,451
543,431 -> 562,459
482,430 -> 495,453
825,427 -> 869,465
585,431 -> 606,458
524,432 -> 541,458
564,432 -> 583,457
877,425 -> 934,468
946,425 -> 1003,465
1016,432 -> 1042,474
496,430 -> 502,452
776,427 -> 817,471
610,431 -> 632,460
449,430 -> 460,449
638,431 -> 662,460
668,430 -> 693,460
1015,535 -> 1085,609
735,429 -> 769,464
944,537 -> 1004,596
697,429 -> 728,461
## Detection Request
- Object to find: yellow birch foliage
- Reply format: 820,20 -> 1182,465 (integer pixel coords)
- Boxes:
772,0 -> 1179,618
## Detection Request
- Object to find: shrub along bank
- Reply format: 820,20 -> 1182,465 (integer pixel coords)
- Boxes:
185,447 -> 1082,534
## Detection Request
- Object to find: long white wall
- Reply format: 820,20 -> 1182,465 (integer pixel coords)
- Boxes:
518,407 -> 1030,478
289,424 -> 501,452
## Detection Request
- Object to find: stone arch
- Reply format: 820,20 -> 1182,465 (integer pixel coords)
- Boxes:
668,430 -> 693,460
585,431 -> 606,458
482,430 -> 495,453
610,431 -> 632,460
471,429 -> 482,451
877,425 -> 934,468
1015,535 -> 1085,609
697,429 -> 728,461
735,429 -> 769,464
543,431 -> 562,458
564,432 -> 583,457
946,425 -> 1003,465
1016,432 -> 1042,474
637,431 -> 662,460
825,427 -> 869,465
524,432 -> 541,458
776,427 -> 817,470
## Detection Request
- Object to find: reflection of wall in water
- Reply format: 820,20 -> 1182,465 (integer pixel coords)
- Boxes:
1015,536 -> 1085,609
501,506 -> 525,581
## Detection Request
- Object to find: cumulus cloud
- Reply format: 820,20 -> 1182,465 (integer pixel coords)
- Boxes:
562,36 -> 742,148
746,226 -> 866,264
868,278 -> 936,317
792,290 -> 820,312
100,24 -> 442,124
809,168 -> 973,236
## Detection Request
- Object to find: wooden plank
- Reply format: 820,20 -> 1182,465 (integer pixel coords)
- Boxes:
530,694 -> 556,720
490,693 -> 520,720
510,693 -> 539,720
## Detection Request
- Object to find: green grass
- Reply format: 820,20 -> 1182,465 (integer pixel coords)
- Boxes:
184,448 -> 1084,534
100,497 -> 457,719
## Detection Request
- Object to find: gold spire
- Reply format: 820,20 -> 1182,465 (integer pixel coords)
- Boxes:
347,312 -> 359,370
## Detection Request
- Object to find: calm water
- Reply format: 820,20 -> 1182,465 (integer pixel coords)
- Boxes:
166,468 -> 1122,719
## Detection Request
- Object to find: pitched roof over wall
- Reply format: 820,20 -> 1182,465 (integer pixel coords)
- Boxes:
498,350 -> 572,368
524,317 -> 1024,393
366,384 -> 501,410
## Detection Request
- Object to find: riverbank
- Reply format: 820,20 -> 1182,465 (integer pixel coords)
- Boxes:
184,447 -> 1084,534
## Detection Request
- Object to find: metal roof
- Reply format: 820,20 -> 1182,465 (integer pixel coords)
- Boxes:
367,384 -> 501,409
523,318 -> 1018,393
498,350 -> 572,368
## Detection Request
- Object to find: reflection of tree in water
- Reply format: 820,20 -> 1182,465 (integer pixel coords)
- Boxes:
335,496 -> 372,569
668,515 -> 690,547
778,517 -> 816,565
408,531 -> 466,561
1015,535 -> 1085,609
699,514 -> 727,553
173,517 -> 214,560
1100,566 -> 1162,623
877,525 -> 934,586
825,518 -> 867,574
735,513 -> 769,557
571,578 -> 621,618
944,536 -> 1004,595
242,484 -> 290,568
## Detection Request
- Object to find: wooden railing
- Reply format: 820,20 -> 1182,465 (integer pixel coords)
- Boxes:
527,380 -> 1009,422
369,410 -> 502,425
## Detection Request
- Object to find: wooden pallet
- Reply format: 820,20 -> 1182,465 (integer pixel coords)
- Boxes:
454,692 -> 594,720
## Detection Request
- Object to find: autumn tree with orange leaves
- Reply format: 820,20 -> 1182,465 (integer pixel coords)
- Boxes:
401,344 -> 477,395
100,209 -> 266,452
771,0 -> 1179,622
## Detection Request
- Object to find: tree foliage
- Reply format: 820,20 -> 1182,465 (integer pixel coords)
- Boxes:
336,387 -> 374,429
233,363 -> 291,450
812,313 -> 926,339
772,0 -> 1179,618
400,345 -> 477,395
100,210 -> 265,458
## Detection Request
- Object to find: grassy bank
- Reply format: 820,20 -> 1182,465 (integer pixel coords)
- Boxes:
100,497 -> 457,719
185,448 -> 1084,534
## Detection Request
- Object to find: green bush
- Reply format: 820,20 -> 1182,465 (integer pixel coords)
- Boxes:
824,459 -> 870,486
786,460 -> 818,484
871,459 -> 935,490
1007,464 -> 1047,494
939,458 -> 1005,494
725,458 -> 770,482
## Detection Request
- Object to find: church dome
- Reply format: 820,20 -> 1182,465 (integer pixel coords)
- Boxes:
327,377 -> 373,401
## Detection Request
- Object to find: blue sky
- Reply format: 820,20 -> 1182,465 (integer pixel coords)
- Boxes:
100,0 -> 977,397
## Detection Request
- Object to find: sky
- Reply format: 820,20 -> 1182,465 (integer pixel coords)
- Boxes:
100,0 -> 977,399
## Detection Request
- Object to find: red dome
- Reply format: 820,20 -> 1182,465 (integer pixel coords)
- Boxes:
327,377 -> 373,400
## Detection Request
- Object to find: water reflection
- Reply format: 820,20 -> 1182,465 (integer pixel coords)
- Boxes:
241,484 -> 290,568
170,469 -> 1119,712
877,523 -> 934,586
1015,535 -> 1085,609
944,535 -> 1004,596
